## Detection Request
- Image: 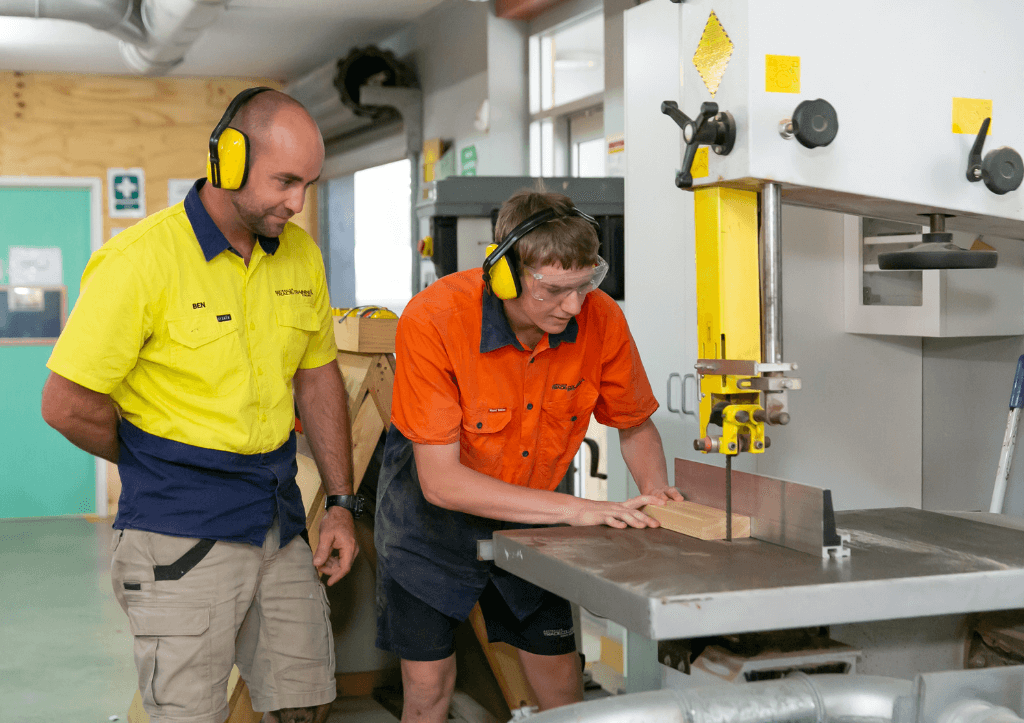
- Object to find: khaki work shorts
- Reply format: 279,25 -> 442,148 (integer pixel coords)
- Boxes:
110,519 -> 335,723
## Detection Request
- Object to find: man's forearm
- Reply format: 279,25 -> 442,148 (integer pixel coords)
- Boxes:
618,418 -> 670,495
41,373 -> 120,463
294,362 -> 354,496
419,458 -> 585,524
61,404 -> 120,463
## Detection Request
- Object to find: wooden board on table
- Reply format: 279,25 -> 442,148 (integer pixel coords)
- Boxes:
334,316 -> 398,354
643,500 -> 750,540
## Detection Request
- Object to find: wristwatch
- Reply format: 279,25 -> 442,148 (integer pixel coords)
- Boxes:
325,494 -> 365,518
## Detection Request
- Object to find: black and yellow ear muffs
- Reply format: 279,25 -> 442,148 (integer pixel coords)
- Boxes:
482,207 -> 600,300
207,86 -> 273,191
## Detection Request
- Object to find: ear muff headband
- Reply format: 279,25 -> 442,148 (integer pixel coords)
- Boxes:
207,86 -> 273,190
482,207 -> 601,300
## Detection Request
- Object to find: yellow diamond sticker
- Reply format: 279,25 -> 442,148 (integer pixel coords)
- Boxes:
693,11 -> 734,97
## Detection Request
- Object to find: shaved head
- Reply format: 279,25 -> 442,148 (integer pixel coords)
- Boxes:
230,90 -> 322,158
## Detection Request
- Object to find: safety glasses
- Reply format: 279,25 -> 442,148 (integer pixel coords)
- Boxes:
523,257 -> 609,302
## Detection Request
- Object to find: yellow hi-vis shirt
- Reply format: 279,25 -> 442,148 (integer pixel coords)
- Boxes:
47,180 -> 337,455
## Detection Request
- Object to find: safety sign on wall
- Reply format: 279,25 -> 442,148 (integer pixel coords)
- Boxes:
108,168 -> 146,219
460,146 -> 478,176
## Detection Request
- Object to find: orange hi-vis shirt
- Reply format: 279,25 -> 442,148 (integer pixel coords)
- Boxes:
390,269 -> 659,490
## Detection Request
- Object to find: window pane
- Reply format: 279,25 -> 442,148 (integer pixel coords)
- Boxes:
353,159 -> 412,314
529,35 -> 541,115
540,35 -> 554,111
551,13 -> 604,108
576,137 -> 605,177
530,121 -> 542,177
541,119 -> 554,177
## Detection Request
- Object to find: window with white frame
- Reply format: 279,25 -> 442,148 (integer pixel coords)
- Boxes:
529,11 -> 605,177
352,158 -> 413,315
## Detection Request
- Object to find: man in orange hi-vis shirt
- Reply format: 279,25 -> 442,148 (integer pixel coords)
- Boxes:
374,189 -> 681,723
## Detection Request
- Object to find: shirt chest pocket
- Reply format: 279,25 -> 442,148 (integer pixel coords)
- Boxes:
275,304 -> 320,374
460,406 -> 512,477
542,386 -> 596,442
167,315 -> 245,396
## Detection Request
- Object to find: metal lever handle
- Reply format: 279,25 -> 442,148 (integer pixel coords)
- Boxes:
966,117 -> 1024,195
967,117 -> 992,183
667,373 -> 682,415
581,438 -> 607,480
681,372 -> 698,418
661,100 -> 735,189
667,373 -> 698,419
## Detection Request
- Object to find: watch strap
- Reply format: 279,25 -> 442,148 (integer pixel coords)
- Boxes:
325,494 -> 364,518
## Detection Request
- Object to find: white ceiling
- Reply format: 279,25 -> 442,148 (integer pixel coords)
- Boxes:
0,0 -> 450,82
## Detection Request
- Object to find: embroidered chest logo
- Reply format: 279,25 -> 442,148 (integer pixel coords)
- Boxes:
488,408 -> 507,413
551,378 -> 584,391
274,288 -> 313,298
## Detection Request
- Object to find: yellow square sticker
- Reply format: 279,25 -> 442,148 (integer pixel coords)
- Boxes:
692,147 -> 709,179
952,98 -> 992,134
766,55 -> 800,93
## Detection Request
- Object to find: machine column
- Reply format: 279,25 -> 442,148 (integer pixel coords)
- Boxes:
760,182 -> 783,365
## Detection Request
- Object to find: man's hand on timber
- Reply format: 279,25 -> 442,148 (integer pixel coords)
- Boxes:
566,495 -> 666,529
313,507 -> 360,585
641,485 -> 685,503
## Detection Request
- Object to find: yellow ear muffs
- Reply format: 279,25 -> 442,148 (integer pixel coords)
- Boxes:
207,86 -> 271,190
484,243 -> 522,300
207,127 -> 251,191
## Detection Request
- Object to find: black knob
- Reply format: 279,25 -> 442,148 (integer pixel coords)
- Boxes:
982,146 -> 1024,196
791,98 -> 838,149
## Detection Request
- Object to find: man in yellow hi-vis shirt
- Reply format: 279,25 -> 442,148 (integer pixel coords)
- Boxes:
41,89 -> 352,723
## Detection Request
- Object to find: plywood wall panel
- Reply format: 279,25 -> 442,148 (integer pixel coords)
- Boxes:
0,71 -> 320,243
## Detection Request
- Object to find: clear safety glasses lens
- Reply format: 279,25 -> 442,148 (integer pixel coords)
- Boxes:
526,258 -> 609,302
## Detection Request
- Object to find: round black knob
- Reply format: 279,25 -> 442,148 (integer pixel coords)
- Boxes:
982,146 -> 1024,195
791,98 -> 838,149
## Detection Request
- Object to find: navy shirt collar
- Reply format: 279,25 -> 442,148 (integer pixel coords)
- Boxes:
184,178 -> 280,262
479,286 -> 579,353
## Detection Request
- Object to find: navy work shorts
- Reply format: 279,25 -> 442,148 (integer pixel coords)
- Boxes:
375,572 -> 577,662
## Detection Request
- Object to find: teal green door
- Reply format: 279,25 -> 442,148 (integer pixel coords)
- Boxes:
1,186 -> 95,518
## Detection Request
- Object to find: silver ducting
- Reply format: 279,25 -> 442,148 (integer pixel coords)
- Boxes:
524,675 -> 914,723
0,0 -> 227,75
119,0 -> 227,75
0,0 -> 144,42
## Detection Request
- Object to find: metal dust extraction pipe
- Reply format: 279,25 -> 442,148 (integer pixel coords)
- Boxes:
118,0 -> 227,75
0,0 -> 227,75
524,674 -> 914,723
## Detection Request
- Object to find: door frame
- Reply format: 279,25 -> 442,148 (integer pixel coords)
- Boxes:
0,176 -> 106,516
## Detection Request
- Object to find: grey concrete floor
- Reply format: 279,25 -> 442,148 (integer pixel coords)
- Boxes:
0,516 -> 137,723
0,517 -> 402,723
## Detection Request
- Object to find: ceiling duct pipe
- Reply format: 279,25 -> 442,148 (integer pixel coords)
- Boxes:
0,0 -> 227,75
0,0 -> 146,44
118,0 -> 228,75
